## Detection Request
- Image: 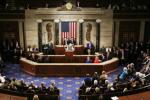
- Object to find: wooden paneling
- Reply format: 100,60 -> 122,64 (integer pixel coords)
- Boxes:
0,21 -> 19,43
0,93 -> 27,100
20,57 -> 118,76
119,21 -> 140,43
119,91 -> 150,100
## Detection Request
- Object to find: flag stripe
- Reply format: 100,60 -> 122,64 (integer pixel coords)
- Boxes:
61,21 -> 77,44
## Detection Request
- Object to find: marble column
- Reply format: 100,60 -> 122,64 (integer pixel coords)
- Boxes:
79,19 -> 84,45
37,19 -> 42,52
18,21 -> 24,50
96,19 -> 101,52
54,19 -> 60,45
114,20 -> 120,47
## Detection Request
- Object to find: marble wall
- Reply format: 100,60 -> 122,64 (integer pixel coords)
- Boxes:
25,8 -> 113,49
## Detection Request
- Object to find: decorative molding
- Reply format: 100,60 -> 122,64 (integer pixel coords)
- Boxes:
57,2 -> 81,11
54,19 -> 60,23
36,19 -> 42,23
96,19 -> 101,23
79,19 -> 84,23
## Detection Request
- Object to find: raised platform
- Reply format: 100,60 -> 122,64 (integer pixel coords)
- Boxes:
54,45 -> 84,55
20,57 -> 119,76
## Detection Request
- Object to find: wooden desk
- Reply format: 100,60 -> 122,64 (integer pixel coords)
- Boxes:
20,58 -> 118,76
54,45 -> 84,55
35,54 -> 96,63
0,93 -> 27,100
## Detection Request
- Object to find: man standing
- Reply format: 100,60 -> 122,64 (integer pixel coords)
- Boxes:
86,41 -> 95,54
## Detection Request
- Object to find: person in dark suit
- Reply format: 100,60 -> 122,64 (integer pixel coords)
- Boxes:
38,82 -> 47,94
84,74 -> 92,87
86,41 -> 95,54
67,37 -> 74,45
48,42 -> 54,54
71,37 -> 76,45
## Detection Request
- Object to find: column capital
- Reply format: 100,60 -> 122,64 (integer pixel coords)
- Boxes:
54,19 -> 60,23
78,19 -> 84,23
96,19 -> 101,23
36,19 -> 42,23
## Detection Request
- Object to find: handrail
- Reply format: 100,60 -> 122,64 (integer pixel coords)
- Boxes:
0,88 -> 60,100
79,84 -> 150,99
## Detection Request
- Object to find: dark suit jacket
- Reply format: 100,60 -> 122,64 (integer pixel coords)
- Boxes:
86,42 -> 94,49
84,77 -> 92,87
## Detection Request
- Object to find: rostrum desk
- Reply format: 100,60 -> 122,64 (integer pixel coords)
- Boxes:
20,57 -> 119,76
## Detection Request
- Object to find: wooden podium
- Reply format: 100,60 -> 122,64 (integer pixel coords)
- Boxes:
65,51 -> 74,57
65,51 -> 74,63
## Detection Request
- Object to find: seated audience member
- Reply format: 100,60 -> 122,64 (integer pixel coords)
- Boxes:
100,71 -> 108,84
79,81 -> 86,94
28,81 -> 37,90
17,79 -> 27,92
142,56 -> 149,65
106,48 -> 113,60
0,80 -> 4,88
47,84 -> 55,95
47,81 -> 59,95
102,80 -> 109,89
50,80 -> 58,90
0,73 -> 5,83
32,45 -> 38,52
85,56 -> 92,63
119,67 -> 128,81
38,82 -> 47,94
42,44 -> 49,55
130,78 -> 141,89
92,72 -> 99,83
36,56 -> 43,63
91,80 -> 99,88
127,63 -> 136,76
10,78 -> 18,86
100,46 -> 106,53
33,95 -> 39,100
31,53 -> 36,62
105,83 -> 115,93
27,45 -> 32,52
94,56 -> 101,63
123,87 -> 128,93
93,87 -> 101,94
85,87 -> 92,95
27,86 -> 35,93
140,64 -> 150,75
84,74 -> 92,87
9,84 -> 17,91
135,72 -> 146,85
98,53 -> 105,62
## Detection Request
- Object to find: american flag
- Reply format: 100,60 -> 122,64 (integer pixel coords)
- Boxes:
61,21 -> 77,44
